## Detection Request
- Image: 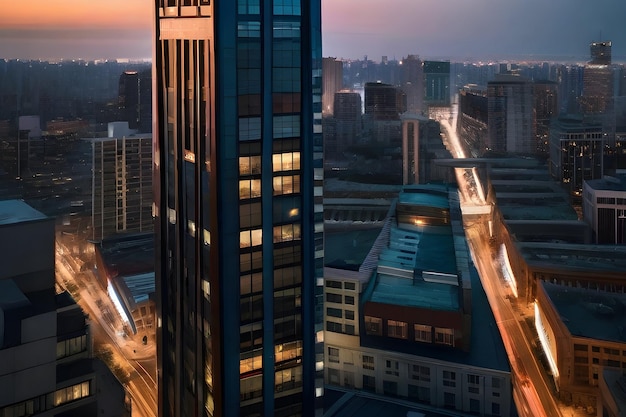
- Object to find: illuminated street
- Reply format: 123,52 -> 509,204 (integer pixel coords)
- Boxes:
55,229 -> 157,417
441,105 -> 565,417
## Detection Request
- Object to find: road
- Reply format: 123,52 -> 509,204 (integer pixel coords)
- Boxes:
440,105 -> 564,417
55,232 -> 157,417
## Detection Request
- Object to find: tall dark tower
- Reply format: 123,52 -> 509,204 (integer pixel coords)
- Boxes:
153,1 -> 323,417
590,41 -> 612,65
118,71 -> 140,129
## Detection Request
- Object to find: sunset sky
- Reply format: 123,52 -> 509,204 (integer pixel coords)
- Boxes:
1,0 -> 625,61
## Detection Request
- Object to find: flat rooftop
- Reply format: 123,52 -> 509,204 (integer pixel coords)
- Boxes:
97,232 -> 154,278
362,260 -> 510,372
0,199 -> 47,226
585,175 -> 626,192
542,282 -> 626,343
519,241 -> 626,274
325,227 -> 384,271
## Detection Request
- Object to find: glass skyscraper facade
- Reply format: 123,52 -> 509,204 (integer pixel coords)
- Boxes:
153,1 -> 322,416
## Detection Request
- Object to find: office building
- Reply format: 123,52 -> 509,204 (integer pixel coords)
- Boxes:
548,116 -> 604,198
487,74 -> 535,154
87,122 -> 152,241
458,85 -> 488,156
322,57 -> 343,116
364,82 -> 406,121
400,55 -> 424,115
324,90 -> 361,160
0,200 -> 129,417
153,1 -> 323,417
582,175 -> 626,244
533,80 -> 559,155
590,41 -> 612,65
423,61 -> 450,108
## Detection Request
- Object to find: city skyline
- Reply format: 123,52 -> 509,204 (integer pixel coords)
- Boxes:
1,0 -> 626,61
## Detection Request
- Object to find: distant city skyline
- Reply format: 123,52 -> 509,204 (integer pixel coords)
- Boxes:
1,0 -> 626,61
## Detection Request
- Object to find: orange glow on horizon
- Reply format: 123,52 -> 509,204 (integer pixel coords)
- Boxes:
1,1 -> 152,30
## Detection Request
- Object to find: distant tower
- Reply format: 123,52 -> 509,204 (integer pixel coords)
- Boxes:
364,82 -> 406,120
590,41 -> 612,65
487,74 -> 535,154
118,71 -> 140,130
322,57 -> 343,116
534,80 -> 559,154
400,55 -> 424,114
423,60 -> 451,108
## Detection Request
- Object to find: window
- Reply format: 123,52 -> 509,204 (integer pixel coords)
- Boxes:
468,374 -> 480,385
328,347 -> 339,363
345,310 -> 354,320
239,155 -> 261,175
385,360 -> 399,376
470,398 -> 480,414
408,384 -> 430,403
363,375 -> 376,392
344,282 -> 356,290
492,377 -> 501,389
387,320 -> 408,339
326,293 -> 342,303
240,228 -> 262,248
574,344 -> 588,351
363,355 -> 374,370
410,364 -> 430,382
273,175 -> 300,195
592,346 -> 600,353
435,327 -> 454,346
364,316 -> 382,336
273,151 -> 300,172
345,324 -> 355,335
344,295 -> 354,305
414,324 -> 432,343
273,223 -> 300,243
326,321 -> 342,333
491,402 -> 501,416
326,307 -> 342,318
383,380 -> 398,397
325,280 -> 341,288
443,370 -> 456,387
239,179 -> 261,199
443,392 -> 456,409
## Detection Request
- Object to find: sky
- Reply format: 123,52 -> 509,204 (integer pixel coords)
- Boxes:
1,0 -> 625,62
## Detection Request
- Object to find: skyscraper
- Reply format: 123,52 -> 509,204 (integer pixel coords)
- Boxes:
487,74 -> 535,154
153,1 -> 322,417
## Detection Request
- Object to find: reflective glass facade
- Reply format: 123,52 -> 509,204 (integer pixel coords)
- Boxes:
153,1 -> 322,416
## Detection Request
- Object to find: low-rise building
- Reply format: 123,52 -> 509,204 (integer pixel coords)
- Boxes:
323,185 -> 512,416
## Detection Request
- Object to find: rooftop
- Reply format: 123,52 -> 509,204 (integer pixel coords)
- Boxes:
542,282 -> 626,343
519,242 -> 626,274
585,175 -> 626,192
0,199 -> 47,226
97,232 -> 154,278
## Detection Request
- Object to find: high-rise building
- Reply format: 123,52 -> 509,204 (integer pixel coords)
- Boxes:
534,80 -> 559,155
400,55 -> 424,115
487,74 -> 535,154
322,57 -> 343,116
87,122 -> 152,241
590,41 -> 612,65
153,2 -> 323,417
423,60 -> 450,108
364,82 -> 406,121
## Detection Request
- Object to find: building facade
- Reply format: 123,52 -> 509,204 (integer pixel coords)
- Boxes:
583,175 -> 626,244
153,1 -> 323,416
487,74 -> 535,154
88,122 -> 153,241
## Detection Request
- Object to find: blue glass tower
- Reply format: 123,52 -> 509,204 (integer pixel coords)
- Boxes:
153,1 -> 323,416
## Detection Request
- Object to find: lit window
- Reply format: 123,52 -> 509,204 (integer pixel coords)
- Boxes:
435,327 -> 455,346
414,324 -> 432,343
273,223 -> 300,243
239,155 -> 261,175
364,316 -> 382,336
240,228 -> 262,248
272,151 -> 300,172
239,179 -> 261,199
387,320 -> 408,339
273,175 -> 300,195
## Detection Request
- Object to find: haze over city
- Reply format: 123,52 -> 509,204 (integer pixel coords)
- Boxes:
1,0 -> 626,61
